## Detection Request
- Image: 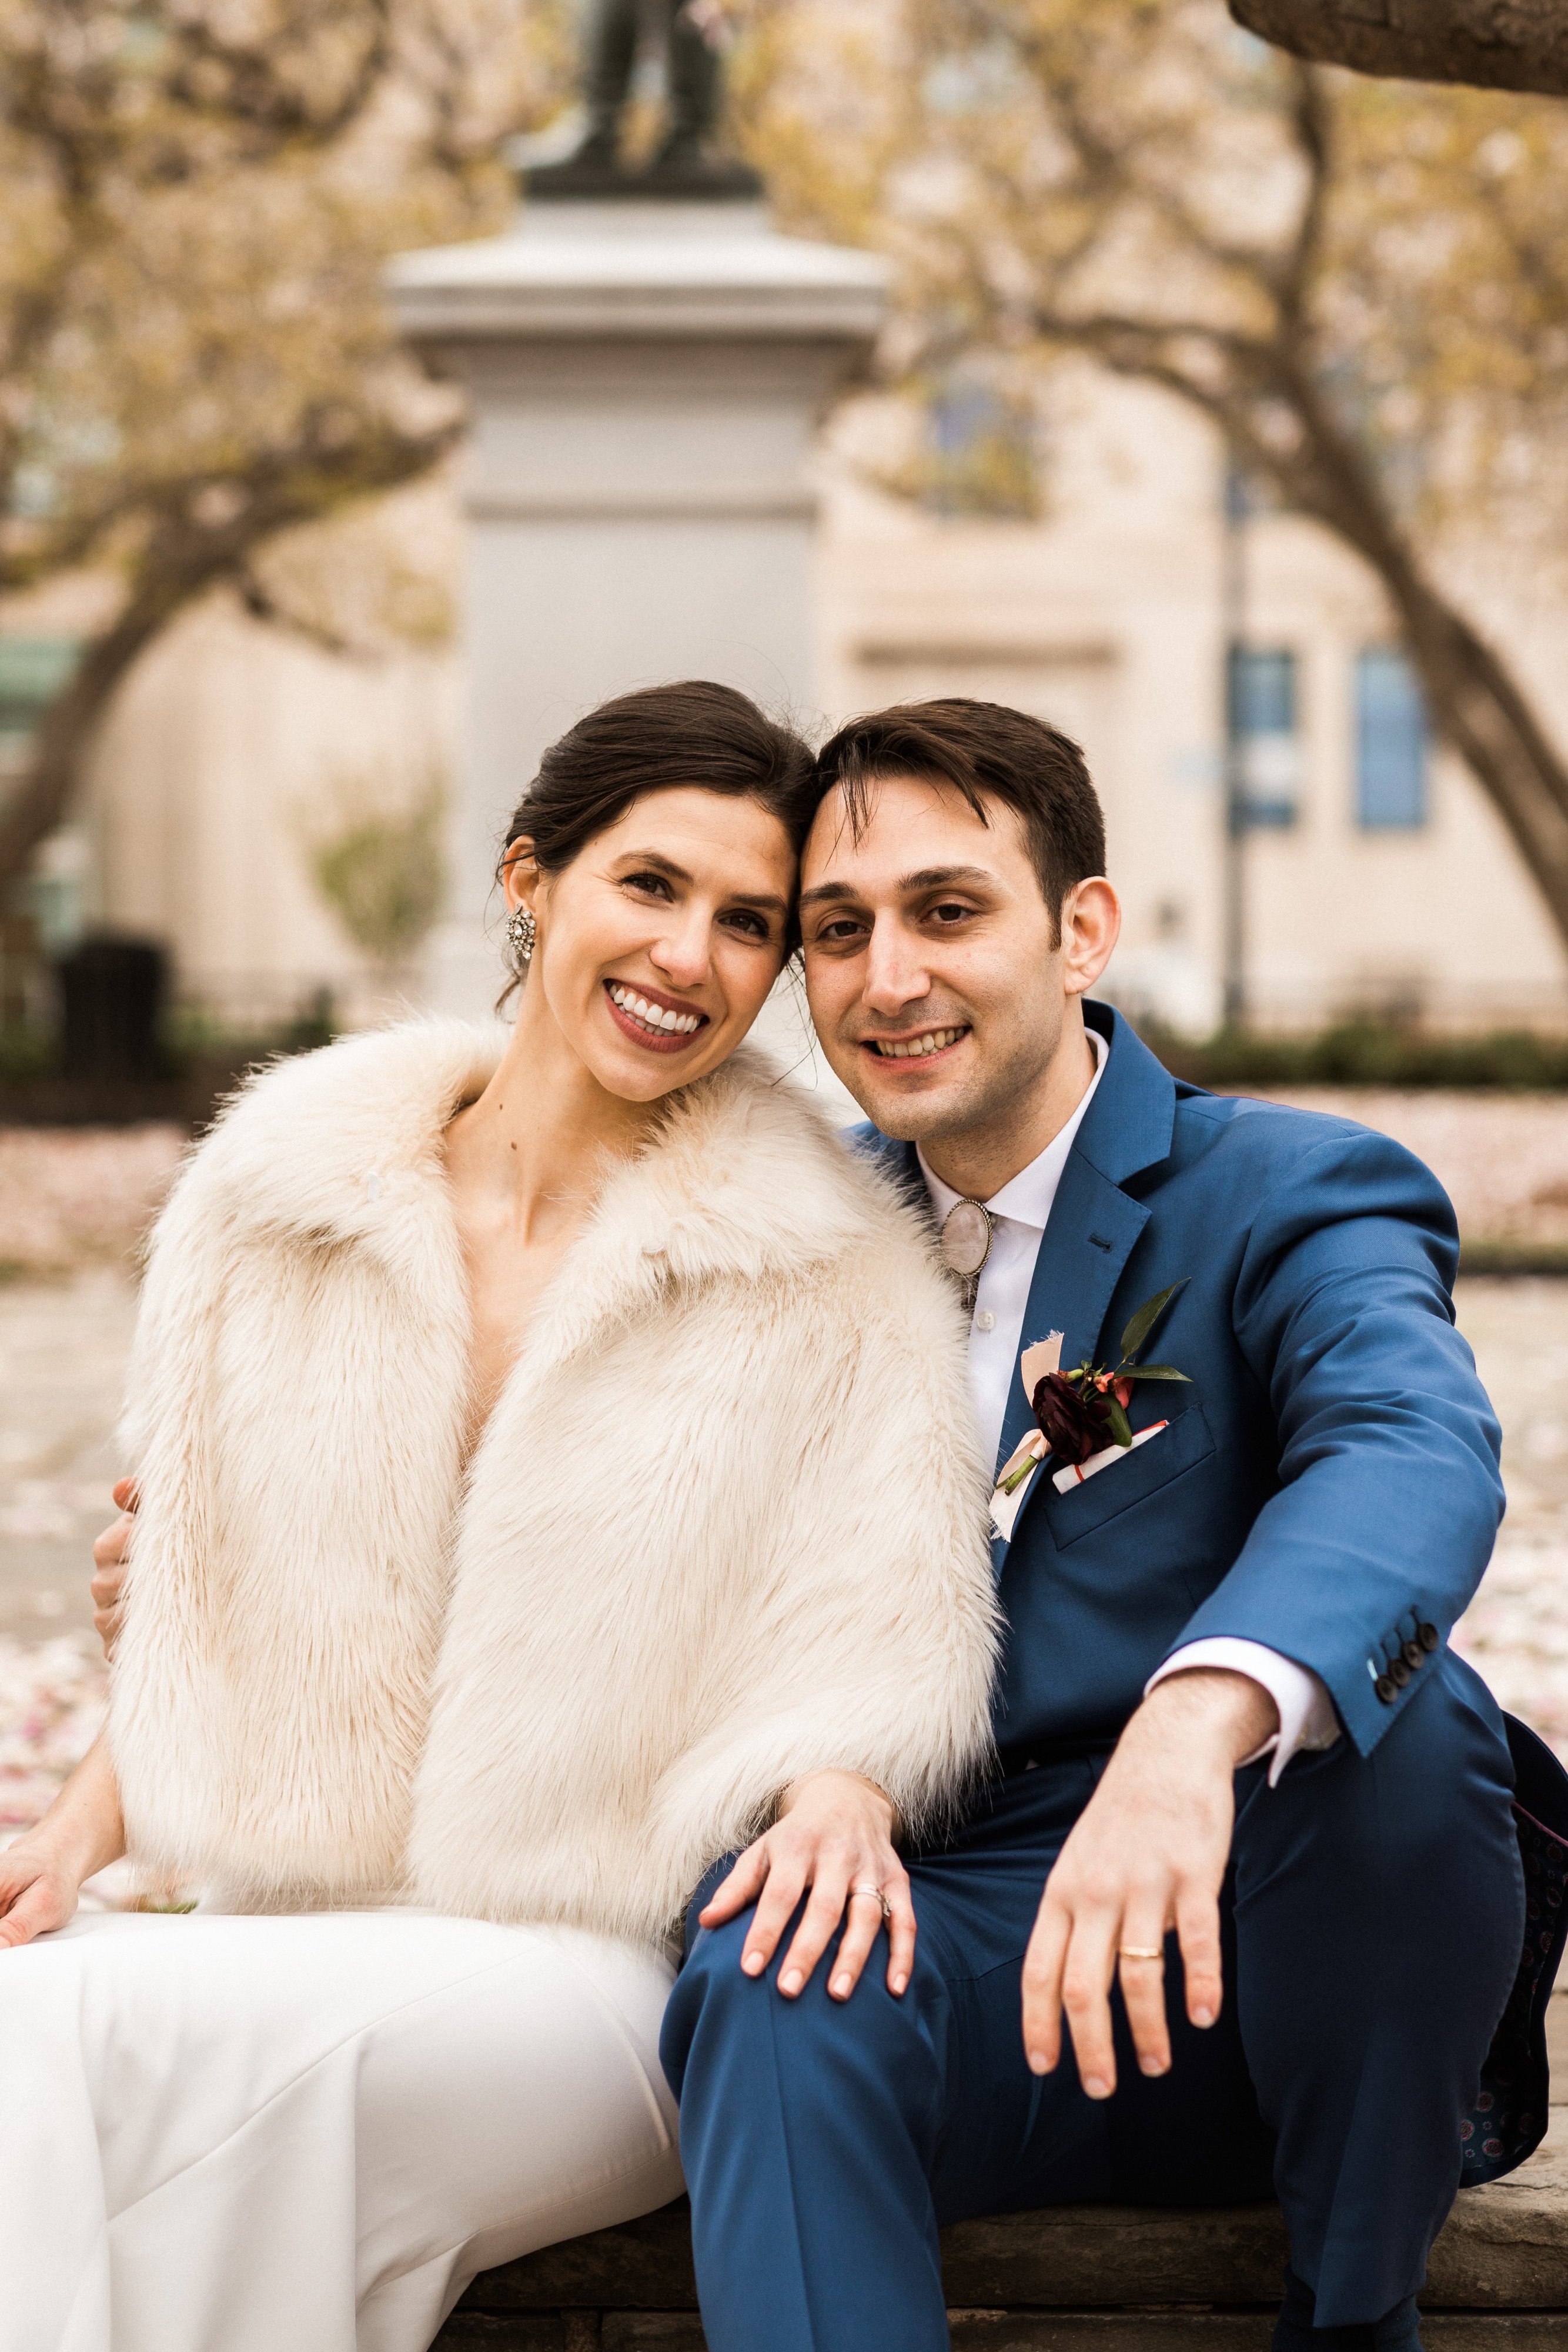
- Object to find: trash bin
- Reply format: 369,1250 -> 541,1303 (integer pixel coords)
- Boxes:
56,933 -> 168,1080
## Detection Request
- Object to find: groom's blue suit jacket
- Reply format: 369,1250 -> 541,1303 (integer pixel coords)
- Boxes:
857,998 -> 1505,1763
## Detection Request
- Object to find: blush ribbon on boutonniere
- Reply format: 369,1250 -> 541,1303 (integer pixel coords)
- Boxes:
989,1284 -> 1192,1540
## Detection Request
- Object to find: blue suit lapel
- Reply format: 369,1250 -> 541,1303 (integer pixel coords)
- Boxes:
991,1006 -> 1176,1556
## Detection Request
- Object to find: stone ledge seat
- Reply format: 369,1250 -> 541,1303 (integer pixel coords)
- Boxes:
439,1999 -> 1568,2352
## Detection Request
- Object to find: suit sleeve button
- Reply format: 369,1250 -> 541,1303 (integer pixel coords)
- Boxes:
1402,1639 -> 1425,1671
1419,1622 -> 1439,1652
1390,1656 -> 1412,1688
1375,1674 -> 1398,1704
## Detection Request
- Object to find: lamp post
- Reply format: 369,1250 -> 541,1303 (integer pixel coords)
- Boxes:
1221,460 -> 1251,1029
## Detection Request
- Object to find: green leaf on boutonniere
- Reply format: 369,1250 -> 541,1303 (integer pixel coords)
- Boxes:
1119,1280 -> 1188,1364
1127,1365 -> 1191,1382
1105,1395 -> 1134,1449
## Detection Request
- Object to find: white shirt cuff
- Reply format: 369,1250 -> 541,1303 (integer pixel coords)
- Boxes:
1146,1638 -> 1342,1788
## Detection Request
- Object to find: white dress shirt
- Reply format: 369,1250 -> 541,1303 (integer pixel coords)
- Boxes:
918,1027 -> 1340,1786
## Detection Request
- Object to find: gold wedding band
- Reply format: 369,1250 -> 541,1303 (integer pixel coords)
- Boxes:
1118,1945 -> 1164,1962
848,1885 -> 892,1921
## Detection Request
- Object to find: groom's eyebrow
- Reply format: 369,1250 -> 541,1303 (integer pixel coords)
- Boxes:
799,863 -> 994,909
899,865 -> 996,893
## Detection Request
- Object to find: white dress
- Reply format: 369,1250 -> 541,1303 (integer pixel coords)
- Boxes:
0,1905 -> 683,2352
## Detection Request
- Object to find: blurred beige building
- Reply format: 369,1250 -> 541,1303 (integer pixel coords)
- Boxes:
5,364 -> 1567,1037
821,368 -> 1568,1035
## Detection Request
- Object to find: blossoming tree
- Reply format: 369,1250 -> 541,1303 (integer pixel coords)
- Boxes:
0,0 -> 566,893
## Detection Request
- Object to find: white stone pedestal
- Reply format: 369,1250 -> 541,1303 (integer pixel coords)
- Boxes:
386,196 -> 887,1088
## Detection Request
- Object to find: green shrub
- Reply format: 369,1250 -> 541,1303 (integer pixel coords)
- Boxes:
1143,1020 -> 1568,1092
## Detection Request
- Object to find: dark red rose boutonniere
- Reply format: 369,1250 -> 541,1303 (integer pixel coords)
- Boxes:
999,1281 -> 1192,1496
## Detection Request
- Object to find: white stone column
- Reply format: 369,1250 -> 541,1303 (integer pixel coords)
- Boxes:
386,197 -> 887,1075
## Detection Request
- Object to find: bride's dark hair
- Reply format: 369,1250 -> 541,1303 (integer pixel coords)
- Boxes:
499,681 -> 817,936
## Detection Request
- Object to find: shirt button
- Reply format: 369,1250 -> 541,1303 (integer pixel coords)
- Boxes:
975,1311 -> 996,1331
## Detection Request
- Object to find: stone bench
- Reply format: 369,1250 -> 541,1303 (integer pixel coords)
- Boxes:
437,1992 -> 1568,2351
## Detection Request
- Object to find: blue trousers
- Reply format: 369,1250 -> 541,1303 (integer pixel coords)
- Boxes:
661,1655 -> 1523,2348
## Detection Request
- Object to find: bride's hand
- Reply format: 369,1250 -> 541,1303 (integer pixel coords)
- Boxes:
0,1841 -> 83,1950
698,1768 -> 914,2004
91,1475 -> 139,1659
0,1735 -> 124,1950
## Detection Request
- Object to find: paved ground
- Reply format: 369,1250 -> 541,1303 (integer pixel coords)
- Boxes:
1446,1279 -> 1568,1750
0,1270 -> 139,1645
0,1123 -> 185,1282
1221,1088 -> 1568,1263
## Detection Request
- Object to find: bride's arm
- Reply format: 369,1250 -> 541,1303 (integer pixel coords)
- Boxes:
0,1734 -> 125,1949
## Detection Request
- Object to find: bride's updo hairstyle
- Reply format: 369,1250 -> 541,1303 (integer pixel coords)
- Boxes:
500,680 -> 817,949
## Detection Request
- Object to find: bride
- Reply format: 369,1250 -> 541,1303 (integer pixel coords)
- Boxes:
0,681 -> 998,2352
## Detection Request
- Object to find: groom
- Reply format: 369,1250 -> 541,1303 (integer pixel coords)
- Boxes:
659,697 -> 1568,2351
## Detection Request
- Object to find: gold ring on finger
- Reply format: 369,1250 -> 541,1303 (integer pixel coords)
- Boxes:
849,1885 -> 892,1922
1118,1945 -> 1164,1961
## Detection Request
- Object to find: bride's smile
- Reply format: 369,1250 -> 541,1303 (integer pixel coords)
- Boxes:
604,980 -> 709,1045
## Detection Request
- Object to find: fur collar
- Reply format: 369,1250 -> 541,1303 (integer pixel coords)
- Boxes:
182,1017 -> 896,1304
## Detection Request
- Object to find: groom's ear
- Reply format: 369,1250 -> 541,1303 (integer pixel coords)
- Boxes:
1060,878 -> 1121,997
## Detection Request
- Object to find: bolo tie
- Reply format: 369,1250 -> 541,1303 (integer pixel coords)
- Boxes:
939,1197 -> 994,1317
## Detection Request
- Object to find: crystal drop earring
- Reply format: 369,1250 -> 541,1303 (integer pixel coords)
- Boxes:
507,905 -> 536,974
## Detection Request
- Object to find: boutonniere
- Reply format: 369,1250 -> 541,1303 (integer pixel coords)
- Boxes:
991,1284 -> 1191,1534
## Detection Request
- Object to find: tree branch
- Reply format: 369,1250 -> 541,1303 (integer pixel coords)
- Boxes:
234,564 -> 385,662
160,0 -> 394,149
1276,59 -> 1331,332
0,406 -> 461,886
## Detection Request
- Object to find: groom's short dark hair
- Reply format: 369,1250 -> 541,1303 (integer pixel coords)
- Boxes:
810,698 -> 1107,925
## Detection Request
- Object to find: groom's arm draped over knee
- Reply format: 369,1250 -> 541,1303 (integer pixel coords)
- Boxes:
1022,1124 -> 1503,2096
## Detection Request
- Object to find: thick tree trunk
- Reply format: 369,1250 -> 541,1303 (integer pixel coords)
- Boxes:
1279,377 -> 1568,951
1229,0 -> 1568,95
0,604 -> 178,891
1392,586 -> 1568,947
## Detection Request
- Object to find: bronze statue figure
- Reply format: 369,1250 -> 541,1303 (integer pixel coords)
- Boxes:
529,0 -> 762,198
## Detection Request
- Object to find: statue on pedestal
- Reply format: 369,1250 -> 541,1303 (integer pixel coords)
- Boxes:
527,0 -> 763,199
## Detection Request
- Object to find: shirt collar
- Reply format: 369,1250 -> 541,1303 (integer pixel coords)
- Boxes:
918,1027 -> 1108,1234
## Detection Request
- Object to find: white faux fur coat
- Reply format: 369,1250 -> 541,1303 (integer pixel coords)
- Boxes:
109,1021 -> 998,1945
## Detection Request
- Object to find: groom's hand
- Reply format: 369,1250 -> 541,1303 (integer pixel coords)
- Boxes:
1021,1669 -> 1277,2096
698,1769 -> 914,2003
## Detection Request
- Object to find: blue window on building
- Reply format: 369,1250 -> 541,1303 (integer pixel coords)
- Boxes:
1228,646 -> 1295,737
1356,647 -> 1427,829
1226,647 -> 1300,828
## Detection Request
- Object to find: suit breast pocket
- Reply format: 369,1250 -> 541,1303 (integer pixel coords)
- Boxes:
1042,1401 -> 1218,1551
